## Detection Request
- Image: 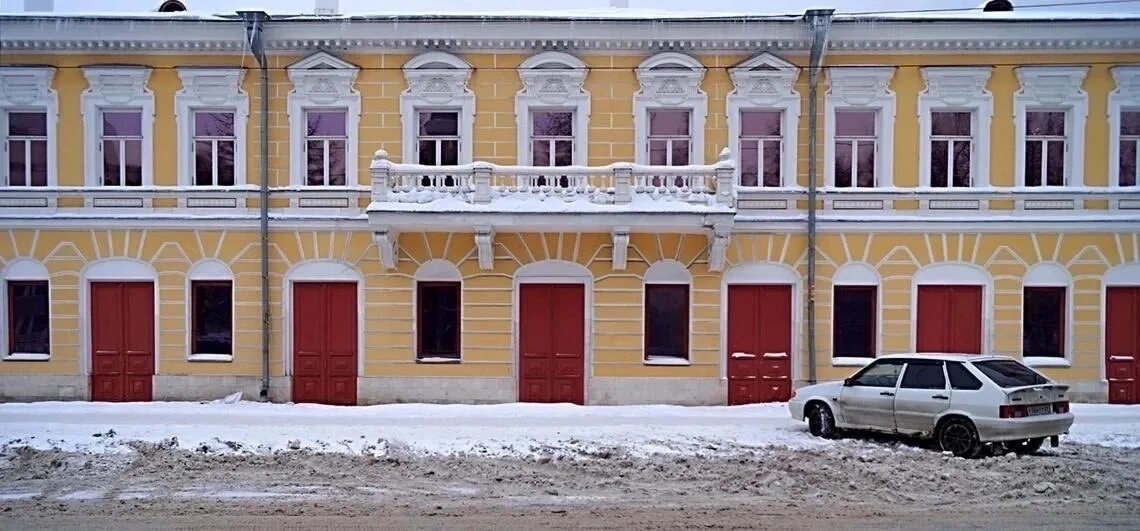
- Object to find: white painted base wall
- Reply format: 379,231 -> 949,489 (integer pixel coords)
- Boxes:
153,375 -> 290,403
0,375 -> 87,401
589,377 -> 725,406
358,376 -> 516,405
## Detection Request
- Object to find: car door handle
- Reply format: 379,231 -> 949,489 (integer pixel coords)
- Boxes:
880,391 -> 894,397
932,394 -> 950,400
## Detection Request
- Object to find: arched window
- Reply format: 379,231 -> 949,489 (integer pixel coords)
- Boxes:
415,260 -> 462,362
643,260 -> 692,364
832,263 -> 880,364
188,259 -> 234,361
1,259 -> 51,360
516,52 -> 590,170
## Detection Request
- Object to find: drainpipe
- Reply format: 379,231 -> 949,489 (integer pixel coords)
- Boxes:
804,9 -> 834,385
239,10 -> 272,401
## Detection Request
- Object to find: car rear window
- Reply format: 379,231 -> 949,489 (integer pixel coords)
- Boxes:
972,359 -> 1049,388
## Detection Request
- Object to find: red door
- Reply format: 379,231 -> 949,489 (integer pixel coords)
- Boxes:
90,282 -> 154,402
1106,287 -> 1140,404
727,285 -> 793,405
916,285 -> 983,354
292,282 -> 357,405
518,284 -> 585,405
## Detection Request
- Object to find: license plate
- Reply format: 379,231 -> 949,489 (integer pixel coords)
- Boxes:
1027,404 -> 1053,416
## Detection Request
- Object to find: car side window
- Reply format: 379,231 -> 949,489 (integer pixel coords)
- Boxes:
850,360 -> 904,388
946,361 -> 983,390
900,360 -> 946,390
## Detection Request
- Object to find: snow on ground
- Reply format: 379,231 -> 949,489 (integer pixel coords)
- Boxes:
0,401 -> 1137,458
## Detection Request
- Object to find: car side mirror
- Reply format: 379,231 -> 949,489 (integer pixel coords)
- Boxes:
843,378 -> 853,387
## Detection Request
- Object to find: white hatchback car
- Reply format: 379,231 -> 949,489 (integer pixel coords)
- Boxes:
788,353 -> 1075,457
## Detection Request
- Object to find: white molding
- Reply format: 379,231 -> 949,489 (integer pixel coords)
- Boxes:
1023,262 -> 1070,286
824,66 -> 896,187
515,51 -> 590,166
1013,66 -> 1090,187
512,260 -> 593,404
611,227 -> 630,271
1104,262 -> 1140,285
707,223 -> 731,273
414,259 -> 462,282
401,51 -> 475,165
726,52 -> 801,187
373,228 -> 398,270
175,67 -> 248,188
910,262 -> 993,355
0,257 -> 51,361
633,52 -> 707,165
644,259 -> 692,284
187,258 -> 232,280
185,259 -> 234,361
642,259 -> 694,361
2,257 -> 49,280
0,66 -> 58,188
287,51 -> 361,187
1108,66 -> 1140,189
1021,262 -> 1073,365
84,258 -> 156,280
833,262 -> 879,285
474,226 -> 494,271
81,66 -> 154,190
79,258 -> 160,378
918,67 -> 994,187
830,264 -> 883,362
719,262 -> 802,384
281,259 -> 364,379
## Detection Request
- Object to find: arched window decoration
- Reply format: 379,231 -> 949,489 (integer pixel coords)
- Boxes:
643,260 -> 692,364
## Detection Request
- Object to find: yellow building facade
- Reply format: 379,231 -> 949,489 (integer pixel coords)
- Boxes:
1,8 -> 1138,405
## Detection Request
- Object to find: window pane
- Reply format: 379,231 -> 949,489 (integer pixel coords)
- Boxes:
217,140 -> 235,186
194,140 -> 214,186
741,110 -> 781,136
974,359 -> 1048,388
102,140 -> 121,186
29,140 -> 47,186
418,282 -> 460,357
102,111 -> 142,136
946,362 -> 983,390
932,111 -> 971,136
1026,111 -> 1065,136
1023,287 -> 1065,358
740,140 -> 758,186
532,140 -> 550,166
952,140 -> 971,187
418,140 -> 437,166
306,140 -> 325,184
8,281 -> 50,354
1046,140 -> 1064,186
307,111 -> 347,137
328,140 -> 346,186
1122,111 -> 1140,136
851,360 -> 902,387
8,112 -> 47,136
194,112 -> 234,137
418,111 -> 458,136
931,140 -> 948,187
192,282 -> 232,355
644,284 -> 688,358
440,139 -> 459,166
649,110 -> 689,136
554,140 -> 573,166
8,140 -> 26,186
856,142 -> 875,187
833,286 -> 876,358
901,361 -> 946,390
836,111 -> 875,136
762,141 -> 781,187
649,139 -> 668,165
670,140 -> 689,166
533,111 -> 573,137
1121,140 -> 1137,187
1025,141 -> 1043,186
834,140 -> 852,187
123,140 -> 142,186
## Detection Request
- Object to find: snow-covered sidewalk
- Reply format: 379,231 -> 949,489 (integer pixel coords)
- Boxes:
1,400 -> 1138,457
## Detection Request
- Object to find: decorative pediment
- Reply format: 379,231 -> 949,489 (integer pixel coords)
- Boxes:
403,51 -> 473,105
82,66 -> 151,104
611,228 -> 630,271
287,51 -> 359,104
636,52 -> 706,106
0,67 -> 55,106
729,52 -> 800,106
1112,66 -> 1140,99
518,51 -> 588,106
474,226 -> 495,271
1015,66 -> 1088,106
176,68 -> 245,106
921,67 -> 992,107
374,229 -> 398,270
827,67 -> 895,106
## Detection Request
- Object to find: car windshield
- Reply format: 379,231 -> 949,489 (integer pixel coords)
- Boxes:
973,359 -> 1049,388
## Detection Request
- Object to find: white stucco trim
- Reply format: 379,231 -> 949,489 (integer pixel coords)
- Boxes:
910,263 -> 993,355
1108,66 -> 1140,189
81,66 -> 155,189
1021,262 -> 1073,368
0,66 -> 58,188
515,51 -> 590,166
1100,262 -> 1140,383
1023,262 -> 1070,286
401,51 -> 475,165
286,52 -> 361,187
726,52 -> 801,188
633,52 -> 707,165
719,262 -> 802,383
1013,66 -> 1089,187
832,262 -> 879,285
642,260 -> 693,363
512,260 -> 593,404
918,67 -> 994,187
644,259 -> 692,284
185,259 -> 234,362
281,260 -> 364,378
174,67 -> 248,188
79,258 -> 160,380
414,259 -> 463,282
824,66 -> 896,188
831,262 -> 882,365
0,257 -> 51,361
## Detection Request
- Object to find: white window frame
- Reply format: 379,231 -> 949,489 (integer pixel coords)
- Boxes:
304,109 -> 350,186
824,66 -> 896,188
175,68 -> 248,188
415,109 -> 461,167
642,260 -> 693,366
919,67 -> 993,188
186,259 -> 235,362
634,52 -> 707,166
0,258 -> 51,361
0,67 -> 57,188
401,52 -> 475,165
81,66 -> 153,188
286,51 -> 361,187
1014,66 -> 1088,188
727,52 -> 800,188
1109,66 -> 1140,189
516,51 -> 589,167
830,263 -> 882,367
1021,263 -> 1073,368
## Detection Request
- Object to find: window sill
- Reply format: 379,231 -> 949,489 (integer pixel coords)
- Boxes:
1023,356 -> 1071,368
2,353 -> 51,362
417,357 -> 461,364
644,356 -> 691,366
832,357 -> 875,367
188,353 -> 233,362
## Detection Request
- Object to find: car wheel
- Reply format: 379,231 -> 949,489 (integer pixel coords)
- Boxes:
807,403 -> 837,439
1004,437 -> 1045,455
937,418 -> 982,458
